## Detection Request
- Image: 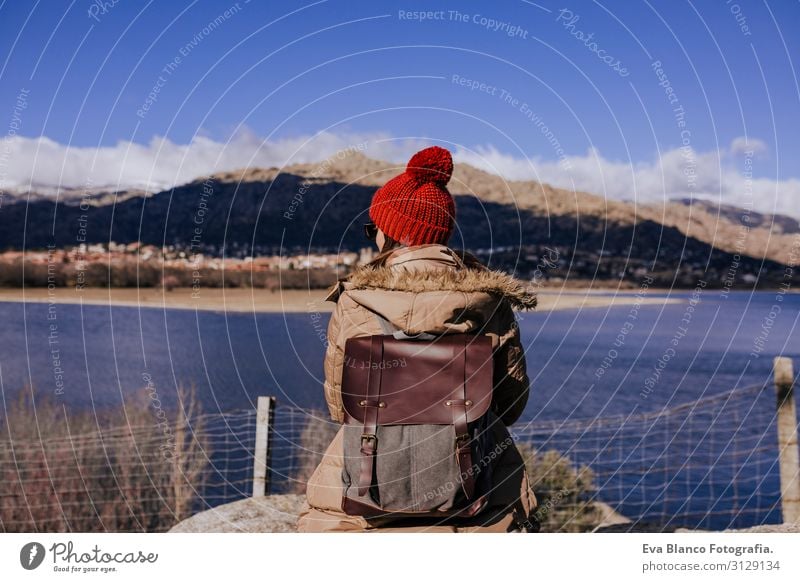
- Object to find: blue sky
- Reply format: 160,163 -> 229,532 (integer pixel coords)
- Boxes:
1,0 -> 798,214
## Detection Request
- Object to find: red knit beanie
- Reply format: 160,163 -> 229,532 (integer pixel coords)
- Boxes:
368,146 -> 455,246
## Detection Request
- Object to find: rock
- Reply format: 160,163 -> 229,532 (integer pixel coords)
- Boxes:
175,494 -> 798,534
591,501 -> 631,530
169,494 -> 305,533
724,523 -> 800,533
595,523 -> 683,533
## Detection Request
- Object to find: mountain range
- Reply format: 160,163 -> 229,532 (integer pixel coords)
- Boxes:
1,153 -> 795,286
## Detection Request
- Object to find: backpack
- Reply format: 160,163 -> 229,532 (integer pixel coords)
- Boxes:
339,312 -> 500,522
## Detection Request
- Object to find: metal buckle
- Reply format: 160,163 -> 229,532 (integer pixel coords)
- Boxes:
360,433 -> 377,455
455,433 -> 470,447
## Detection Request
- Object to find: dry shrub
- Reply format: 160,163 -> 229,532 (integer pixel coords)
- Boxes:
517,444 -> 603,532
160,275 -> 181,291
0,385 -> 209,532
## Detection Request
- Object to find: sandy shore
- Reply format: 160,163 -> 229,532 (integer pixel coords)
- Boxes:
0,287 -> 681,313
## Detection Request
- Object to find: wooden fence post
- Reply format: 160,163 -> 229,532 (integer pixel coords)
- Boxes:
774,357 -> 800,525
253,396 -> 276,497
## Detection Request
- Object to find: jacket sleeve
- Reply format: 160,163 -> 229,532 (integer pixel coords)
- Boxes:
323,298 -> 346,423
491,300 -> 530,426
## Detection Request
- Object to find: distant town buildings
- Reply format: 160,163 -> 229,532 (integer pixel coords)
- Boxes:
12,243 -> 364,272
0,241 -> 780,289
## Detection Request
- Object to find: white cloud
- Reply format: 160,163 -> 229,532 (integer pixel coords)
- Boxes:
1,132 -> 797,220
455,140 -> 799,219
0,129 -> 407,194
730,136 -> 767,156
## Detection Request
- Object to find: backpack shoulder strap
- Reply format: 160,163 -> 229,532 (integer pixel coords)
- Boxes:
372,311 -> 437,341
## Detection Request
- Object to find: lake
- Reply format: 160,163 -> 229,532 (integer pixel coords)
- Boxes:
1,289 -> 798,530
1,290 -> 796,419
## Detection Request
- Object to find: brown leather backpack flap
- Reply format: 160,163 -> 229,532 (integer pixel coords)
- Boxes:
341,333 -> 493,425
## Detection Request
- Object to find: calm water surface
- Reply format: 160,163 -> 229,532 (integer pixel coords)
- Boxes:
0,291 -> 797,419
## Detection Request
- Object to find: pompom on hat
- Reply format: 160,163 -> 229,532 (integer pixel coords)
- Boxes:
368,146 -> 455,246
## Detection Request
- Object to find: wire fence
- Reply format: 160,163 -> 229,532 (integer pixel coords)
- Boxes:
246,381 -> 787,531
510,382 -> 783,530
0,380 -> 790,532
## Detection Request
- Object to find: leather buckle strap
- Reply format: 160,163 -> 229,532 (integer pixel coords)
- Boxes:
455,432 -> 470,447
450,335 -> 476,499
358,336 -> 383,496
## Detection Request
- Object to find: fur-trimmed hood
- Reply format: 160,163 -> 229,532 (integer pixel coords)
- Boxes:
327,244 -> 537,310
345,261 -> 537,310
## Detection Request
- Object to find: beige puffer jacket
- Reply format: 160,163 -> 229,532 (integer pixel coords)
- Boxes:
296,244 -> 538,532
